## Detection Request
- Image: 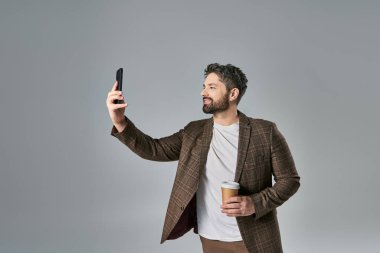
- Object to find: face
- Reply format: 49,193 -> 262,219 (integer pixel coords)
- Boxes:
201,73 -> 230,114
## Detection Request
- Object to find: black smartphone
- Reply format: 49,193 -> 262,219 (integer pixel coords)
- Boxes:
115,68 -> 123,104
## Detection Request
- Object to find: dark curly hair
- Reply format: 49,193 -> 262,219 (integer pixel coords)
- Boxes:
204,63 -> 248,104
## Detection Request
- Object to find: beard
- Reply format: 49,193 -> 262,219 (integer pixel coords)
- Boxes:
202,92 -> 230,114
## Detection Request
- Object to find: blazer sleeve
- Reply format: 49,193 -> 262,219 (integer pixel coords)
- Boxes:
110,116 -> 183,161
250,123 -> 301,220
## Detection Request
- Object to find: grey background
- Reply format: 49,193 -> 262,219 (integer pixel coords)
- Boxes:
1,0 -> 379,252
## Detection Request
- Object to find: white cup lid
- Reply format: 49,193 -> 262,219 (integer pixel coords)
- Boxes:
221,181 -> 240,189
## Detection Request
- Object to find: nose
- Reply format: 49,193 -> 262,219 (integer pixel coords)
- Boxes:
201,88 -> 207,97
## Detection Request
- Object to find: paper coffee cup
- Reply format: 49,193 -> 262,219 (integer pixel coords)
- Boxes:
221,181 -> 240,203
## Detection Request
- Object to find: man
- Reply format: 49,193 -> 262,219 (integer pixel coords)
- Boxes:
106,63 -> 300,253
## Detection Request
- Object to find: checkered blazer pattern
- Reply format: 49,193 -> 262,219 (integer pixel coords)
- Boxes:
111,111 -> 300,253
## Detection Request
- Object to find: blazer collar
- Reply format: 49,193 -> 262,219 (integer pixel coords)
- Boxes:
235,111 -> 251,182
198,116 -> 214,182
199,110 -> 251,183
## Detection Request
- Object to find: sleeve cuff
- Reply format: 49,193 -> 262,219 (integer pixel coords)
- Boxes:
110,116 -> 130,137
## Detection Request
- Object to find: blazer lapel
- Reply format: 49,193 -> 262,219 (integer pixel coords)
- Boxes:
197,112 -> 251,183
198,117 -> 213,181
234,111 -> 251,182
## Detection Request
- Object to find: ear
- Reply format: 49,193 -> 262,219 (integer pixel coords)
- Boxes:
229,88 -> 240,102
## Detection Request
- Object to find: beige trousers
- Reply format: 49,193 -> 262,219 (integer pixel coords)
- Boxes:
200,236 -> 249,253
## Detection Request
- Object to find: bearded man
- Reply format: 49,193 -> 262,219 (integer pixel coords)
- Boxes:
106,63 -> 300,253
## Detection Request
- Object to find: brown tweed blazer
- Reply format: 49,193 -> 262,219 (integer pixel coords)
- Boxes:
110,111 -> 300,253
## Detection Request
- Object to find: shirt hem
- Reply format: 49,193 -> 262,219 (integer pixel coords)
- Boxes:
198,232 -> 243,242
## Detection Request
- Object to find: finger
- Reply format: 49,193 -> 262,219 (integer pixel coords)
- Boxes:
108,100 -> 127,108
108,90 -> 123,99
222,203 -> 241,209
107,93 -> 124,104
109,103 -> 128,110
110,93 -> 123,100
227,213 -> 241,217
223,208 -> 242,215
226,196 -> 242,203
115,103 -> 128,109
111,81 -> 118,91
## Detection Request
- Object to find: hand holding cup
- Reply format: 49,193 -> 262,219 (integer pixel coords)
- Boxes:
220,181 -> 256,217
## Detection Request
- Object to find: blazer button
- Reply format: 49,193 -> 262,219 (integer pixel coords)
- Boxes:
180,206 -> 185,211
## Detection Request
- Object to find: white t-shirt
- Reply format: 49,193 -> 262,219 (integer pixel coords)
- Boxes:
196,122 -> 242,241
